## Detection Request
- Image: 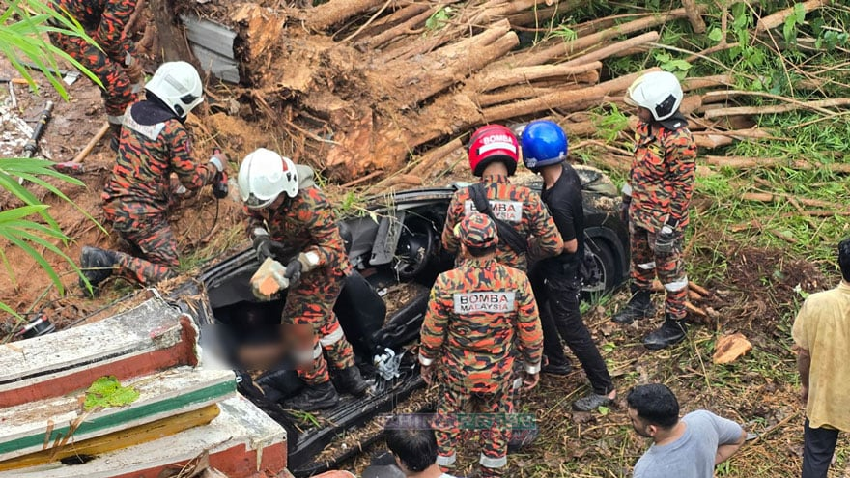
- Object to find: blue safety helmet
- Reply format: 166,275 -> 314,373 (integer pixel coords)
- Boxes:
520,120 -> 568,171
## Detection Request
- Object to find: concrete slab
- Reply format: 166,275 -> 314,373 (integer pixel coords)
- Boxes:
0,297 -> 199,407
0,367 -> 236,462
0,395 -> 289,478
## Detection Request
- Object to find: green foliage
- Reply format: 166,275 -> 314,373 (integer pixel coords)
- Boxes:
591,104 -> 630,142
0,159 -> 102,303
0,0 -> 101,98
1,1 -> 103,317
84,376 -> 140,410
782,3 -> 808,44
653,51 -> 692,80
548,24 -> 578,43
425,6 -> 452,32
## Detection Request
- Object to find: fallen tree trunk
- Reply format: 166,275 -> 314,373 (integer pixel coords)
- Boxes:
483,70 -> 647,123
681,0 -> 706,33
352,2 -> 431,41
409,138 -> 465,178
561,31 -> 660,67
742,192 -> 844,210
755,0 -> 832,33
468,62 -> 602,92
704,155 -> 850,173
681,74 -> 734,91
383,19 -> 519,107
306,0 -> 388,31
703,98 -> 850,118
510,7 -> 697,68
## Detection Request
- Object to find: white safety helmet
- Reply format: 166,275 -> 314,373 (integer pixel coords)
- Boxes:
238,148 -> 299,210
624,71 -> 684,122
145,61 -> 204,118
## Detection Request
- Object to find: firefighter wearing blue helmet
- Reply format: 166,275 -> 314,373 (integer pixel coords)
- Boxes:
521,120 -> 616,411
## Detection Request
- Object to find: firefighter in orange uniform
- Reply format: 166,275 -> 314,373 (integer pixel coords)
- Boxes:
612,71 -> 696,350
238,148 -> 369,411
79,62 -> 225,293
441,125 -> 563,271
420,212 -> 543,478
48,0 -> 144,150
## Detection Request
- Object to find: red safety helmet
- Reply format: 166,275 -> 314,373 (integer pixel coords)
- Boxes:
467,125 -> 519,177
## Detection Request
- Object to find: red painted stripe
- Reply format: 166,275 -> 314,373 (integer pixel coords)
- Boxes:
0,318 -> 198,408
106,441 -> 288,478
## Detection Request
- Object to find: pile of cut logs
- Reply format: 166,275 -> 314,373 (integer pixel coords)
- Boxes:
150,0 -> 846,184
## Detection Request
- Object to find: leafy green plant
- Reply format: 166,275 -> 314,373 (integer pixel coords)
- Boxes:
653,51 -> 692,80
84,376 -> 140,410
1,1 -> 104,319
0,0 -> 101,98
548,24 -> 577,43
782,2 -> 808,44
592,104 -> 630,143
425,6 -> 452,32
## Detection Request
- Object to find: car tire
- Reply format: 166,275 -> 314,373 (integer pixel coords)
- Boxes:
582,237 -> 619,299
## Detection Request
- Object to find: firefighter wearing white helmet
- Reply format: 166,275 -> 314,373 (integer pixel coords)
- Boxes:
80,62 -> 228,296
612,70 -> 696,351
145,61 -> 205,118
238,148 -> 369,411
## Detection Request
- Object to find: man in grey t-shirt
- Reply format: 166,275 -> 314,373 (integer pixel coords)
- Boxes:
627,383 -> 747,478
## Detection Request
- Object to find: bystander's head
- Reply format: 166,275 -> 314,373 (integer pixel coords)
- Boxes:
384,417 -> 439,474
626,383 -> 680,437
838,238 -> 850,282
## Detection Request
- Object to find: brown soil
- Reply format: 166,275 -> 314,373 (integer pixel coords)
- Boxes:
1,4 -> 844,476
0,58 -> 248,337
1,58 -> 838,473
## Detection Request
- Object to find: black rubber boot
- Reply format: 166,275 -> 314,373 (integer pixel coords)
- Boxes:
642,317 -> 688,351
541,358 -> 572,376
282,381 -> 339,411
612,286 -> 655,324
333,366 -> 370,396
79,246 -> 118,294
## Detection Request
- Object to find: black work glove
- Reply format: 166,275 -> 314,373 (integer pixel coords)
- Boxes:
284,257 -> 303,285
655,218 -> 679,254
253,231 -> 273,263
619,196 -> 631,226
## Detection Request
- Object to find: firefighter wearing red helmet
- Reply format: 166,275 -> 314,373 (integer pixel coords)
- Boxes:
440,125 -> 563,271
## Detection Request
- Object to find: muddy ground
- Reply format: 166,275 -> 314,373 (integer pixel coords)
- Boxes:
1,59 -> 847,478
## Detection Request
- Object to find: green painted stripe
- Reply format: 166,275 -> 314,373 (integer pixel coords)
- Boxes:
0,380 -> 236,456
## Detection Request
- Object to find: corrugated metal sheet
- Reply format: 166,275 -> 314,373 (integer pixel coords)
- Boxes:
181,14 -> 240,84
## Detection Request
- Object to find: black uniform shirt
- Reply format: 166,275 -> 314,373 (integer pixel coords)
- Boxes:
541,163 -> 584,268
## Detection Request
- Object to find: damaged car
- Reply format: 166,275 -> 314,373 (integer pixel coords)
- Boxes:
184,165 -> 629,476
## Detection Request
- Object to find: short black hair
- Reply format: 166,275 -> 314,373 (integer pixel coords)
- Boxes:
467,244 -> 498,258
383,417 -> 437,472
839,238 -> 850,282
626,383 -> 680,429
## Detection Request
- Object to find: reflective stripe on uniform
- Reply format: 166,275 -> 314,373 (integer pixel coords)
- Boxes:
664,276 -> 688,292
313,344 -> 324,359
479,453 -> 507,468
319,325 -> 345,347
295,349 -> 314,363
107,113 -> 125,126
437,453 -> 457,467
419,353 -> 435,367
638,261 -> 656,270
525,362 -> 541,375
